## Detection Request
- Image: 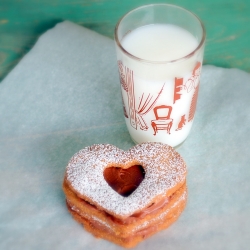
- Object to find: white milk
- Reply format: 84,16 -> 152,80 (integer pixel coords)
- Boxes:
116,24 -> 202,147
122,24 -> 198,62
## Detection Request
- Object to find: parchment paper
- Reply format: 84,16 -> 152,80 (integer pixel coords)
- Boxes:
0,21 -> 250,250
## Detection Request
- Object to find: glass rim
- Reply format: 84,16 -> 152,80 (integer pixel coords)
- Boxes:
114,4 -> 206,64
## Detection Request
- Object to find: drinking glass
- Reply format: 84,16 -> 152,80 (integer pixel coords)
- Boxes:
115,4 -> 206,147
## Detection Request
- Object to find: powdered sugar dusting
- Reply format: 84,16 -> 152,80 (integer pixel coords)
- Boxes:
66,142 -> 186,217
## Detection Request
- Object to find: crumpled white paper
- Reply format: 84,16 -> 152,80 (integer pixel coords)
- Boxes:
0,21 -> 250,250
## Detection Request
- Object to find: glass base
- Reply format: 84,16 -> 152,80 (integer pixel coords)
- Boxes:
130,137 -> 186,149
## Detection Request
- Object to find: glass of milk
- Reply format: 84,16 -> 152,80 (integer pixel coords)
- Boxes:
114,4 -> 206,147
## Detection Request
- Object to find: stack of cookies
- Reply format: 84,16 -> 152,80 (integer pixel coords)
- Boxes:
63,142 -> 187,248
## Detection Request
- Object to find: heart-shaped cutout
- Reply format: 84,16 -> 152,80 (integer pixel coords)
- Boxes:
103,165 -> 145,197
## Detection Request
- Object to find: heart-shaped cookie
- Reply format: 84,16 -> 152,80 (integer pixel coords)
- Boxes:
63,142 -> 187,248
65,142 -> 186,218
